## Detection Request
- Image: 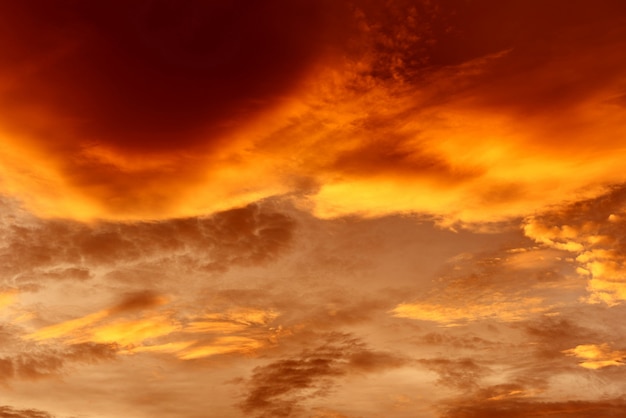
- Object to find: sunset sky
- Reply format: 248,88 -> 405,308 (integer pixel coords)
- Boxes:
2,1 -> 626,417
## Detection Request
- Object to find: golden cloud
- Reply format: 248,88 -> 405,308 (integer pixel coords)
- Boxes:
563,343 -> 626,369
392,296 -> 548,326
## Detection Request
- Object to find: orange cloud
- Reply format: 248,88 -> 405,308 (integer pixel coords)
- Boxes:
0,2 -> 625,224
523,188 -> 626,305
177,336 -> 264,360
70,314 -> 180,347
185,309 -> 279,334
563,343 -> 626,369
25,297 -> 280,361
26,310 -> 110,342
0,291 -> 17,311
392,296 -> 548,326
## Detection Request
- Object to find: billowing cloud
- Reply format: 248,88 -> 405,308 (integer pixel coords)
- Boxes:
0,1 -> 625,223
25,296 -> 281,361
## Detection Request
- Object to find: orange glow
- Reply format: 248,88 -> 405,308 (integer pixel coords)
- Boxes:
26,310 -> 110,341
525,216 -> 626,305
392,297 -> 548,326
563,344 -> 626,369
177,336 -> 264,360
3,2 -> 626,417
69,315 -> 181,346
0,291 -> 16,310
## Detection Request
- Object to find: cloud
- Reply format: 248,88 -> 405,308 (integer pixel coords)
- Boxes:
0,202 -> 295,290
0,406 -> 55,418
1,2 -> 626,417
0,0 -> 357,220
523,316 -> 601,360
240,333 -> 407,418
419,332 -> 500,351
417,358 -> 489,391
26,289 -> 282,362
0,1 -> 625,223
390,246 -> 571,325
441,397 -> 626,418
309,409 -> 354,418
392,297 -> 548,325
0,342 -> 117,383
0,291 -> 16,310
563,343 -> 626,369
523,185 -> 626,305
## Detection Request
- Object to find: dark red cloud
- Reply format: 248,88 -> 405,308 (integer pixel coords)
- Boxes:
0,0 -> 355,154
1,1 -> 625,221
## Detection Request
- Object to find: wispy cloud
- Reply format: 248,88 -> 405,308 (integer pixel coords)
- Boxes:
240,333 -> 408,418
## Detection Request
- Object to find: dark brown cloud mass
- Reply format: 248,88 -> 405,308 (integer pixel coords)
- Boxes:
442,398 -> 626,418
240,333 -> 407,418
0,342 -> 117,383
0,406 -> 55,418
1,201 -> 294,289
0,0 -> 354,152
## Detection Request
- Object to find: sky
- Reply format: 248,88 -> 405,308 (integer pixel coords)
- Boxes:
1,1 -> 626,417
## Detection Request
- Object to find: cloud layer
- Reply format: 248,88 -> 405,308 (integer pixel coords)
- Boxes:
2,1 -> 626,418
1,1 -> 625,222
